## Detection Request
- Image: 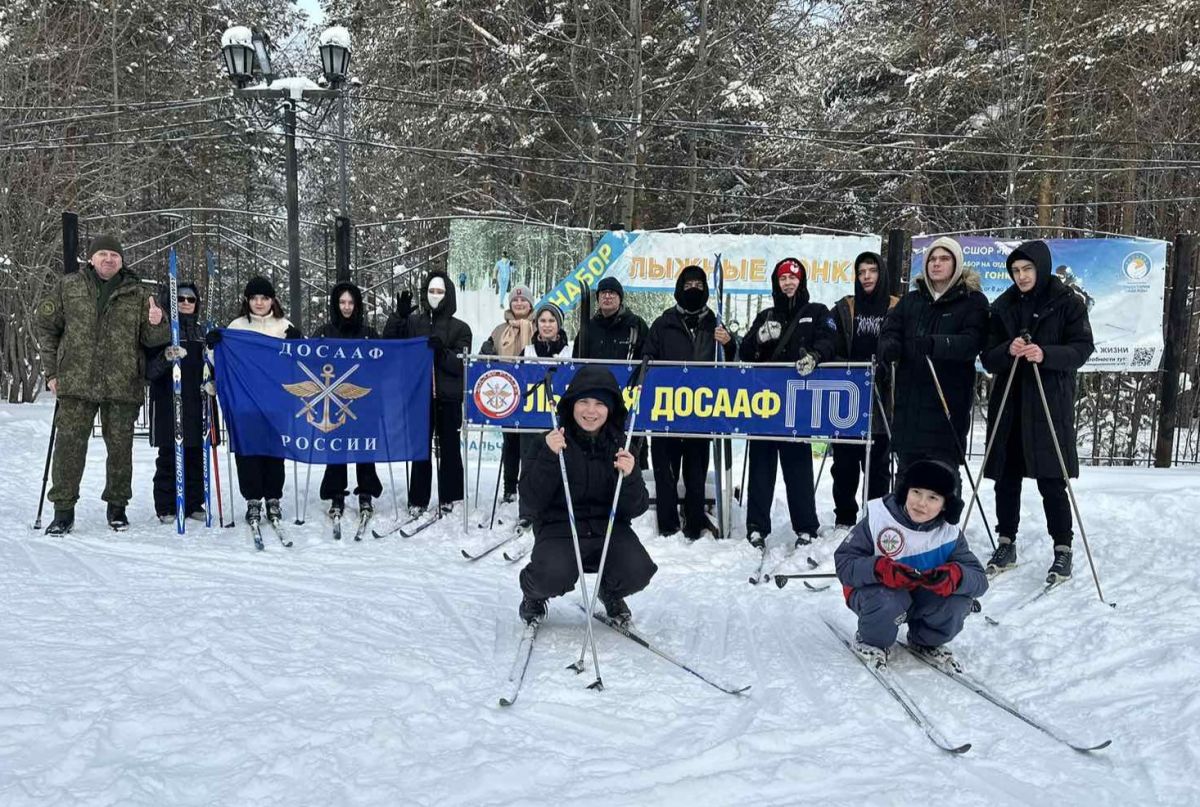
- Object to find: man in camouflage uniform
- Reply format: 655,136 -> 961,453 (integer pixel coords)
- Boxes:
35,234 -> 169,533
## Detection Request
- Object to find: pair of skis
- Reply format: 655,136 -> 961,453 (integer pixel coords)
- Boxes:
248,515 -> 292,551
460,522 -> 531,562
372,507 -> 442,539
498,606 -> 751,707
825,618 -> 1110,754
749,542 -> 818,585
331,508 -> 374,542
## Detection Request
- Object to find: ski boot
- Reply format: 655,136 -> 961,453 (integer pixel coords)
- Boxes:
265,498 -> 283,524
1047,545 -> 1073,584
358,494 -> 373,514
245,500 -> 263,525
852,635 -> 890,671
519,596 -> 547,626
828,523 -> 855,543
407,505 -> 427,519
187,508 -> 206,523
794,531 -> 816,547
45,508 -> 75,536
909,642 -> 964,674
438,501 -> 457,517
328,497 -> 345,520
747,530 -> 766,550
157,514 -> 173,525
987,537 -> 1018,576
599,590 -> 632,626
107,504 -> 130,531
502,490 -> 517,505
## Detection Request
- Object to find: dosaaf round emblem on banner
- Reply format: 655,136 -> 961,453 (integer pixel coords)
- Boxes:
473,369 -> 522,419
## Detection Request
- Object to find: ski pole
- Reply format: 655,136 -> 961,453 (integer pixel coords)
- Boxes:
543,368 -> 604,690
773,572 -> 838,588
485,451 -> 503,530
1031,362 -> 1113,608
32,401 -> 59,530
570,358 -> 650,675
297,461 -> 312,525
208,396 -> 226,527
225,422 -> 236,525
736,438 -> 749,506
201,371 -> 213,529
923,356 -> 997,550
813,445 -> 829,495
291,460 -> 302,524
961,353 -> 1019,533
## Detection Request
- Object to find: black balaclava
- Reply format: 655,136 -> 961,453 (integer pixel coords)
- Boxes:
674,264 -> 709,314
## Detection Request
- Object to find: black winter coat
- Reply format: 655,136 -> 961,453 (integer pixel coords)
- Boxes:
878,271 -> 989,459
833,294 -> 899,435
573,306 -> 648,360
738,270 -> 836,364
519,365 -> 649,541
643,306 -> 737,363
314,281 -> 380,340
981,252 -> 1094,479
146,286 -> 210,449
382,271 -> 472,400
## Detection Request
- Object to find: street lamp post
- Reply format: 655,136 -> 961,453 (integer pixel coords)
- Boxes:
220,24 -> 353,331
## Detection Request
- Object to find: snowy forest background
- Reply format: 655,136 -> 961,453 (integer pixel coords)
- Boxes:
4,0 -> 1200,464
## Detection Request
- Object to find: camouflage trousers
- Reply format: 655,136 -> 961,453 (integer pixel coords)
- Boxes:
49,397 -> 141,508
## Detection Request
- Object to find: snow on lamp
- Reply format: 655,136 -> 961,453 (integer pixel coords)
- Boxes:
319,26 -> 352,84
220,26 -> 255,86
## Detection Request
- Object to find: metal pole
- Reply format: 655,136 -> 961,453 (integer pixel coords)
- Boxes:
338,87 -> 350,217
961,354 -> 1019,533
924,356 -> 997,550
1031,363 -> 1113,607
284,101 -> 303,333
32,402 -> 59,529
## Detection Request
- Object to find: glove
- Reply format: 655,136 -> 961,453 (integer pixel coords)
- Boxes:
757,320 -> 782,343
796,350 -> 818,376
397,290 -> 414,319
204,329 -> 223,348
202,380 -> 217,397
164,345 -> 188,362
907,336 -> 934,358
874,556 -> 924,590
427,335 -> 445,354
921,562 -> 963,597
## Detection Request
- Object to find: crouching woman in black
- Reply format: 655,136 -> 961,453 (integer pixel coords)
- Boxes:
517,366 -> 657,625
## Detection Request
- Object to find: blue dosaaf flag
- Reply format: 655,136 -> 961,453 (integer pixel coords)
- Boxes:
214,330 -> 432,463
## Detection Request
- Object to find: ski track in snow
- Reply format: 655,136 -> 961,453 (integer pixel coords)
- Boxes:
1,400 -> 1198,805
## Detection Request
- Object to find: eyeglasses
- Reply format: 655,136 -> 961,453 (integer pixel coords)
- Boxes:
177,296 -> 197,303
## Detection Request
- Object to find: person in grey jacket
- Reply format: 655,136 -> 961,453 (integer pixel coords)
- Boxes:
833,459 -> 988,671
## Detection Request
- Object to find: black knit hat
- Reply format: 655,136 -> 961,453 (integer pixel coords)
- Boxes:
87,234 -> 125,262
596,276 -> 624,301
244,275 -> 277,299
897,459 -> 964,524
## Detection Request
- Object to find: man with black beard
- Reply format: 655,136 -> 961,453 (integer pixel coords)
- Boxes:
829,252 -> 899,536
642,265 -> 736,539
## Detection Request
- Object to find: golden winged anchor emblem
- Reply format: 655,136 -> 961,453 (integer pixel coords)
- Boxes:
283,362 -> 372,433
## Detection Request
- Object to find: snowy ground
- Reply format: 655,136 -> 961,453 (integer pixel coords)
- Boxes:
2,399 -> 1199,806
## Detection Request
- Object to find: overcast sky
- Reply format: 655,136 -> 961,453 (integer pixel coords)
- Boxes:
295,0 -> 324,26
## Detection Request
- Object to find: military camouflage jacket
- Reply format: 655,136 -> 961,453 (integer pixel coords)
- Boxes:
35,268 -> 170,403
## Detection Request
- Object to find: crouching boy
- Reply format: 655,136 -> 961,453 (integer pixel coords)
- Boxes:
834,459 -> 988,671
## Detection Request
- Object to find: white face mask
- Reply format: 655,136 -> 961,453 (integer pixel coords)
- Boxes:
427,278 -> 446,310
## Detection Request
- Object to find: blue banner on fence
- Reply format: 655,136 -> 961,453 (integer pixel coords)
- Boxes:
912,236 -> 1167,372
465,358 -> 872,440
214,330 -> 432,463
